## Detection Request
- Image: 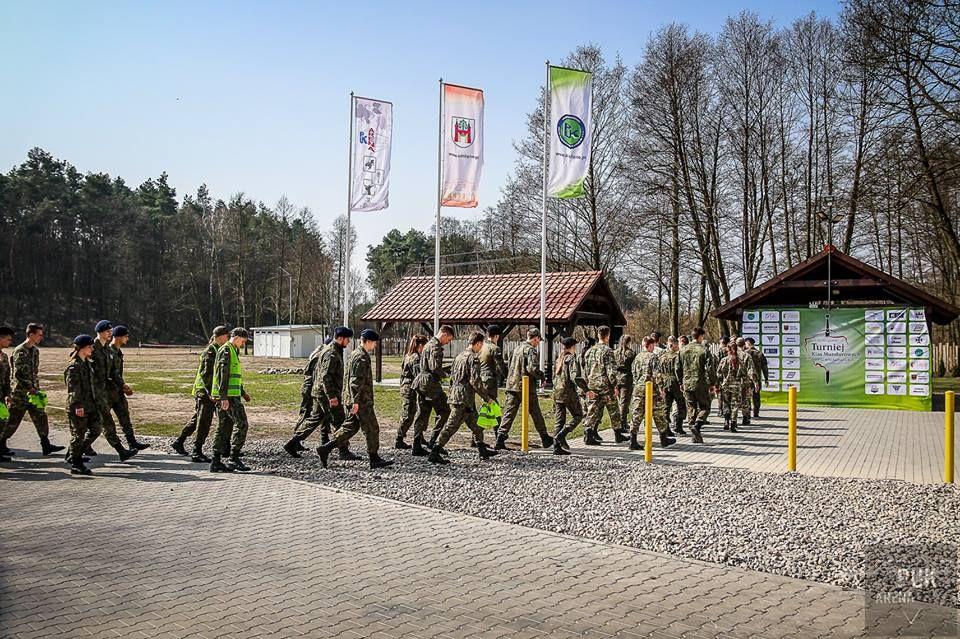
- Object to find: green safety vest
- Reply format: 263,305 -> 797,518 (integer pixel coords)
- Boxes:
212,343 -> 243,398
193,345 -> 218,395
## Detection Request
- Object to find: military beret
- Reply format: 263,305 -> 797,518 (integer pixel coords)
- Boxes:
360,329 -> 380,342
334,326 -> 353,339
95,320 -> 112,334
561,337 -> 577,348
230,327 -> 249,339
0,326 -> 14,338
112,325 -> 129,337
212,325 -> 230,338
486,324 -> 502,336
744,337 -> 756,345
73,334 -> 95,348
324,336 -> 333,345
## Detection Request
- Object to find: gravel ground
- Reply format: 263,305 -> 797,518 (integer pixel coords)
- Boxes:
154,436 -> 960,608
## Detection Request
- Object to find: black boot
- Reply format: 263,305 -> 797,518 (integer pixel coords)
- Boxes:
554,431 -> 570,451
394,436 -> 411,450
338,447 -> 364,461
283,438 -> 303,458
209,457 -> 235,473
412,435 -> 430,457
494,433 -> 509,450
539,433 -> 554,449
317,442 -> 335,468
84,445 -> 97,456
191,451 -> 212,463
131,440 -> 150,450
427,447 -> 449,465
370,454 -> 394,469
675,424 -> 687,436
553,440 -> 570,455
70,464 -> 93,476
629,433 -> 642,451
41,437 -> 65,456
583,429 -> 602,446
295,439 -> 307,451
118,447 -> 138,462
0,440 -> 12,456
664,428 -> 676,437
0,454 -> 12,463
723,416 -> 730,431
741,415 -> 751,426
691,423 -> 704,444
171,438 -> 189,456
427,432 -> 440,450
477,442 -> 498,459
320,431 -> 331,446
729,420 -> 739,433
659,432 -> 676,447
230,456 -> 251,471
614,429 -> 630,443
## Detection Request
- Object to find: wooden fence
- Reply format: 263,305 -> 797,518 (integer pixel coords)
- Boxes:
934,343 -> 960,374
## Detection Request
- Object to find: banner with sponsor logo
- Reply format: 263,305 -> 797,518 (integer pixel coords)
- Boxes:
547,66 -> 592,199
441,84 -> 483,208
350,97 -> 393,212
746,307 -> 931,411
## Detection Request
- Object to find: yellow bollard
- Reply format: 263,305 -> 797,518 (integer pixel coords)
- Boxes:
946,391 -> 955,484
644,380 -> 653,463
521,375 -> 530,453
787,386 -> 797,472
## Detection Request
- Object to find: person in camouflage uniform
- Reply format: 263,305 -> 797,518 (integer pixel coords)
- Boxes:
317,329 -> 394,470
496,328 -> 553,449
659,336 -> 687,436
735,337 -> 757,426
629,337 -> 675,450
744,337 -> 768,419
0,326 -> 15,463
209,328 -> 253,472
552,336 -> 587,455
172,325 -> 230,462
413,325 -> 454,455
63,334 -> 102,475
717,342 -> 747,432
679,327 -> 714,443
394,334 -> 428,450
283,333 -> 334,458
716,336 -> 730,417
477,325 -> 507,434
1,323 -> 64,457
428,331 -> 498,464
582,326 -> 629,445
613,334 -> 637,435
88,320 -> 137,462
297,327 -> 357,459
108,326 -> 148,450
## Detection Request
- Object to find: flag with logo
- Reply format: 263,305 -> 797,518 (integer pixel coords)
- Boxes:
350,97 -> 393,212
441,84 -> 484,208
547,66 -> 592,199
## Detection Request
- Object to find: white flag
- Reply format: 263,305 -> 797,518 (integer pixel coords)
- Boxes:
350,97 -> 392,212
547,66 -> 592,199
441,84 -> 483,208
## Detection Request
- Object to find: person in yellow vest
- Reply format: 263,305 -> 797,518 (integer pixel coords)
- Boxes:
210,328 -> 252,473
172,326 -> 230,461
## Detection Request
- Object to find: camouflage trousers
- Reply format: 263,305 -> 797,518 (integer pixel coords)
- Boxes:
290,388 -> 314,436
107,394 -> 138,447
177,394 -> 216,452
630,392 -> 669,436
68,412 -> 102,467
331,405 -> 380,457
683,387 -> 712,425
616,383 -> 633,431
415,388 -> 451,442
437,401 -> 485,449
396,386 -> 420,440
213,398 -> 249,459
583,391 -> 620,433
1,394 -> 49,442
723,387 -> 744,423
498,390 -> 548,438
663,386 -> 687,431
553,400 -> 584,437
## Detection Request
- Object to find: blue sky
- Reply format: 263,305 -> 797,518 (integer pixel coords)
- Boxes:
1,0 -> 839,274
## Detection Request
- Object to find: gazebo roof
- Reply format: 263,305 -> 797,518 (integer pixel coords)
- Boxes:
362,270 -> 626,326
713,245 -> 960,325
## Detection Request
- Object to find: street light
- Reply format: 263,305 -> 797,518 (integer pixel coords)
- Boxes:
816,195 -> 844,336
278,267 -> 293,326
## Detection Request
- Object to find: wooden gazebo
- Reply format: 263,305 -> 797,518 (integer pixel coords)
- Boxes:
362,270 -> 626,382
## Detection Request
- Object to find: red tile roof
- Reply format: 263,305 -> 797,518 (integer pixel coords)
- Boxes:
362,271 -> 625,325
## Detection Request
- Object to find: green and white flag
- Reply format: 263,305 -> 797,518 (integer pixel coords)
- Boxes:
547,66 -> 592,199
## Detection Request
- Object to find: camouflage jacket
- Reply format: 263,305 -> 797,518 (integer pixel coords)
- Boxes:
0,350 -> 10,399
64,356 -> 97,413
717,355 -> 747,392
553,353 -> 587,404
110,344 -> 126,395
300,345 -> 324,395
449,348 -> 488,406
91,340 -> 116,406
631,350 -> 660,393
737,348 -> 757,385
746,348 -> 768,383
478,339 -> 506,388
343,347 -> 374,406
613,345 -> 637,388
194,343 -> 219,396
414,337 -> 446,396
505,342 -> 542,392
312,343 -> 344,401
585,343 -> 617,394
679,342 -> 715,392
11,340 -> 40,397
399,352 -> 421,391
656,349 -> 683,393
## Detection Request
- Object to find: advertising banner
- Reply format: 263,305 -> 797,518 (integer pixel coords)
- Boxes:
441,84 -> 483,208
749,307 -> 931,411
547,66 -> 592,199
350,97 -> 393,212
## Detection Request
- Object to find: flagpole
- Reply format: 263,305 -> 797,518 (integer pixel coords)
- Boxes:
434,78 -> 444,335
344,91 -> 354,330
540,61 -> 549,371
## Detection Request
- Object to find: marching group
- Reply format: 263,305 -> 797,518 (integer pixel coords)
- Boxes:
0,319 -> 769,476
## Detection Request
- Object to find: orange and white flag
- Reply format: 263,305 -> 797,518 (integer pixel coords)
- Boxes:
441,84 -> 483,208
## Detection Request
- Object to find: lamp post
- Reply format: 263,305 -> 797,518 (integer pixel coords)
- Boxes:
816,195 -> 843,336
